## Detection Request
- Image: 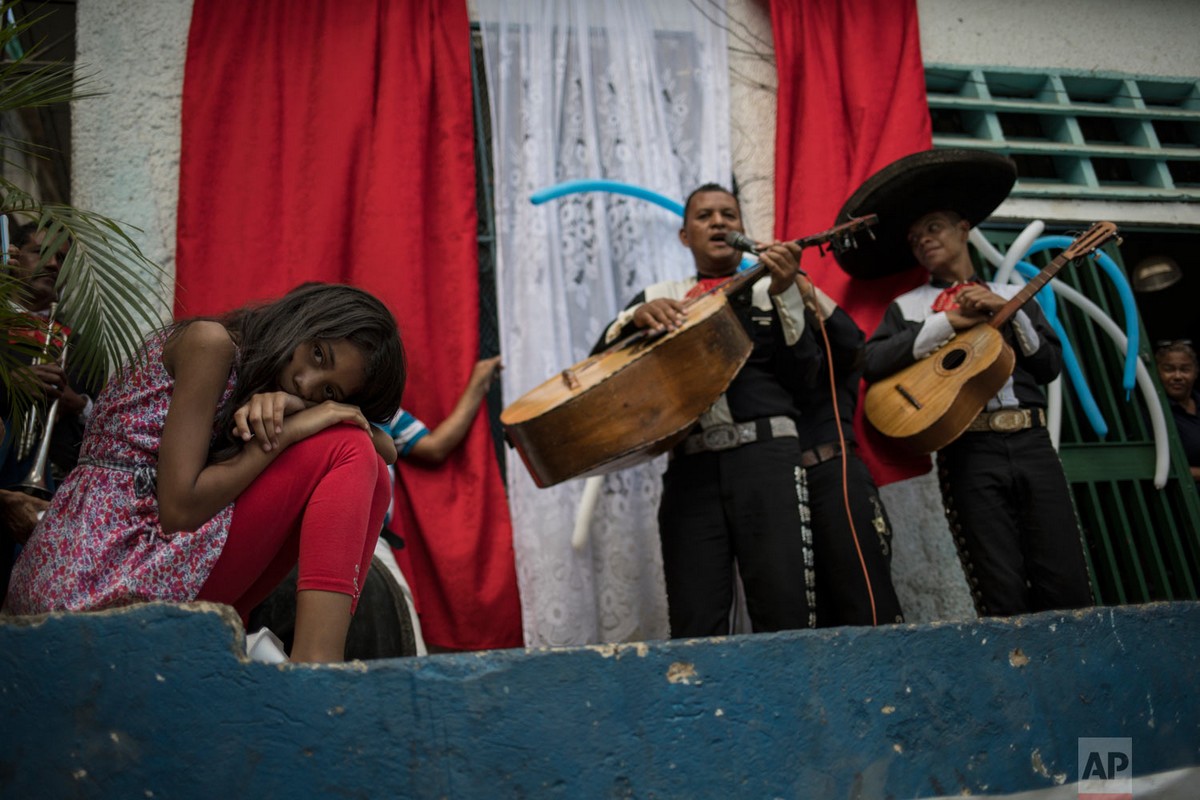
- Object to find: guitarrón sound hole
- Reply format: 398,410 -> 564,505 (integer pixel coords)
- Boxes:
941,348 -> 967,370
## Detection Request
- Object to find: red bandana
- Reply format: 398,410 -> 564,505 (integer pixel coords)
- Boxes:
931,282 -> 973,312
684,276 -> 733,300
5,310 -> 70,352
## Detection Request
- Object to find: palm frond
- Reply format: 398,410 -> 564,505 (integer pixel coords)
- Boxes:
0,272 -> 55,427
0,134 -> 58,164
37,204 -> 172,382
0,3 -> 98,111
0,61 -> 95,112
0,3 -> 169,394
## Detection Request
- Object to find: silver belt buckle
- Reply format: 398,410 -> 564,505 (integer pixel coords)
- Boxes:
988,409 -> 1027,433
701,424 -> 740,451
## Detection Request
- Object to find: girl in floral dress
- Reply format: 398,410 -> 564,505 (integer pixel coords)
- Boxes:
4,283 -> 407,663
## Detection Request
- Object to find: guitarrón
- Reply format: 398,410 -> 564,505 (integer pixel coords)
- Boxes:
502,216 -> 879,487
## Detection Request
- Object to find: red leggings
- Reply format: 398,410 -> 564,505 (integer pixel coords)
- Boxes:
196,425 -> 389,620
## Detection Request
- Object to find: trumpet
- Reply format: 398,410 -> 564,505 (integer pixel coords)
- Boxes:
13,302 -> 67,500
16,335 -> 69,501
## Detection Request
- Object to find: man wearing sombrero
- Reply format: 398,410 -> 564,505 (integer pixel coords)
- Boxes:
843,149 -> 1093,617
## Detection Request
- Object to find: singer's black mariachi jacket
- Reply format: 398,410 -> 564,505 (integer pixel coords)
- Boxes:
592,272 -> 822,636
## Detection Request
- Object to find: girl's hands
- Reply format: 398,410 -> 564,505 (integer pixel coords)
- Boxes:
235,391 -> 373,456
233,391 -> 308,452
282,400 -> 372,449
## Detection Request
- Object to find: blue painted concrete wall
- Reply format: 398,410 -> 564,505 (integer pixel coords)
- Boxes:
2,601 -> 1198,798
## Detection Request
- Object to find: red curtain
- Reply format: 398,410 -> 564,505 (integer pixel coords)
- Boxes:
178,0 -> 522,649
770,0 -> 933,485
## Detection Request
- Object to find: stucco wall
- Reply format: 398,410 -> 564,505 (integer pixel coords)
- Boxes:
917,0 -> 1200,77
2,602 -> 1198,798
726,0 -> 777,242
72,0 -> 193,317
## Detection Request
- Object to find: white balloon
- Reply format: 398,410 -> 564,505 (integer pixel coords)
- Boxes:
571,474 -> 604,551
973,222 -> 1064,448
973,221 -> 1166,481
995,220 -> 1045,285
1037,280 -> 1170,488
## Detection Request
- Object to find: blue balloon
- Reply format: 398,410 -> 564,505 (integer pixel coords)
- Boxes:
530,179 -> 756,271
530,179 -> 685,216
1022,236 -> 1139,398
1013,260 -> 1108,438
1006,233 -> 1141,439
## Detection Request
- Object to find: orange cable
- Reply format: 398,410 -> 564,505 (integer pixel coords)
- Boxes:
810,291 -> 878,626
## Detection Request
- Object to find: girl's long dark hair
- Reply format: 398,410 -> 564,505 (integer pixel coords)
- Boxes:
180,283 -> 406,462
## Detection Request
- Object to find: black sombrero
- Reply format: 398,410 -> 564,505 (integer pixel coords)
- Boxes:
833,148 -> 1017,280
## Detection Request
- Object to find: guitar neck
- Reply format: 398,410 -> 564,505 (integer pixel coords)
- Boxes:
709,224 -> 868,300
598,215 -> 879,353
711,262 -> 766,300
988,250 -> 1071,329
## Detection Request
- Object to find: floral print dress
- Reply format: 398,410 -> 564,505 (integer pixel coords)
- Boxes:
4,329 -> 238,614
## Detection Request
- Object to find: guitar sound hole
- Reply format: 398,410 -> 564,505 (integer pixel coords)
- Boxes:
940,348 -> 967,371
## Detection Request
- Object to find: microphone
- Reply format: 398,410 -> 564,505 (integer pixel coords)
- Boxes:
723,230 -> 808,276
724,231 -> 764,253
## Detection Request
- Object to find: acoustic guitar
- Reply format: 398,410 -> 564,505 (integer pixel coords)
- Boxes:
864,220 -> 1120,454
502,215 -> 879,488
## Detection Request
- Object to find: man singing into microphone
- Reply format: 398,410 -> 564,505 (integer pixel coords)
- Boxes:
592,183 -> 818,637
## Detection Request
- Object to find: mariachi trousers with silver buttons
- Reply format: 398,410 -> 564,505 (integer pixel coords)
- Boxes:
658,437 -> 815,637
937,426 -> 1093,616
806,453 -> 905,627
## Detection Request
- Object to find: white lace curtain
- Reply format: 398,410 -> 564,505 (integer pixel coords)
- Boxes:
479,0 -> 731,646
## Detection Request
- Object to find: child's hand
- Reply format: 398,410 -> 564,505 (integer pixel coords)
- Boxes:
469,356 -> 503,394
233,391 -> 307,452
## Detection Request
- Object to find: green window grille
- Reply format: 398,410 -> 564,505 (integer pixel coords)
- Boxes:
926,65 -> 1200,202
976,230 -> 1200,604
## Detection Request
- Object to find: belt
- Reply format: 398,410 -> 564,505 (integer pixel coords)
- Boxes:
679,416 -> 798,456
799,440 -> 851,468
964,407 -> 1046,434
78,456 -> 158,498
